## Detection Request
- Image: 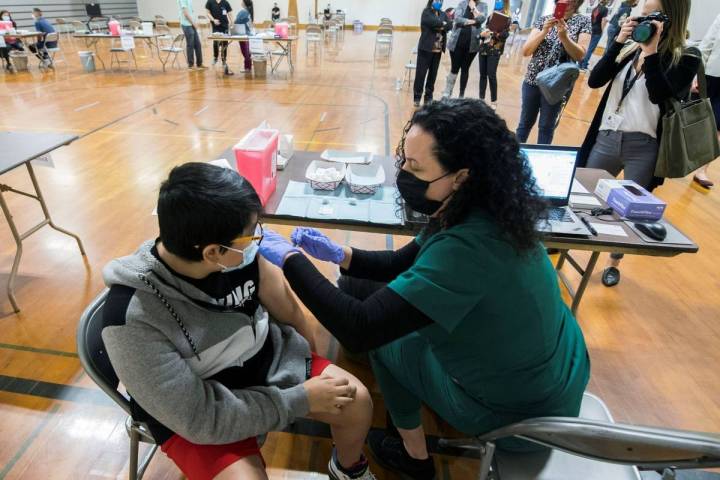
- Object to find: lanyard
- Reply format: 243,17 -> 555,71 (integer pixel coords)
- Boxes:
616,50 -> 643,113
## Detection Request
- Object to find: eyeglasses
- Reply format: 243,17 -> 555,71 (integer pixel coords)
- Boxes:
231,223 -> 264,246
194,223 -> 264,250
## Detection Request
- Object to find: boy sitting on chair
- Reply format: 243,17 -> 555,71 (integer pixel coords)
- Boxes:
102,162 -> 375,480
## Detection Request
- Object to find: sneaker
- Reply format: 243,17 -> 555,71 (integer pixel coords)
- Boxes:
367,430 -> 436,480
491,101 -> 498,110
188,65 -> 195,70
224,65 -> 234,76
212,58 -> 218,65
328,449 -> 376,480
413,100 -> 421,108
195,65 -> 208,70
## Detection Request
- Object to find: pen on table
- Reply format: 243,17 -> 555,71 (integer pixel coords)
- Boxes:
581,216 -> 598,236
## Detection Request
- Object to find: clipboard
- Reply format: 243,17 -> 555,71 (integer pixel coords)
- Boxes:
487,12 -> 510,33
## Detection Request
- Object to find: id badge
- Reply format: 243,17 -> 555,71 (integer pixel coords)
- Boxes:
604,112 -> 624,131
222,9 -> 227,15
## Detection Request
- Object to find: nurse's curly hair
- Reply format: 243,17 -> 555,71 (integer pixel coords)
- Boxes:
396,99 -> 546,253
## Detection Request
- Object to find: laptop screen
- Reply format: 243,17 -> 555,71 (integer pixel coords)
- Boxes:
522,146 -> 578,203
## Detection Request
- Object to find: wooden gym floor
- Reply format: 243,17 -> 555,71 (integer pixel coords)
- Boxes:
0,28 -> 718,479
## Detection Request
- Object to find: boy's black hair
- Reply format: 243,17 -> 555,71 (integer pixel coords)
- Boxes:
158,163 -> 262,262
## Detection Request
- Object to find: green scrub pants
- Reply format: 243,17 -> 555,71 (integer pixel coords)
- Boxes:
339,275 -> 502,435
370,331 -> 503,434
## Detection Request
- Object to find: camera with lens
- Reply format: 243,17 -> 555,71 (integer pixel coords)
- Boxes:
631,11 -> 670,43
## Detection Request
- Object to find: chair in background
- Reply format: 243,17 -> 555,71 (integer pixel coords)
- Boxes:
110,34 -> 138,72
439,392 -> 720,480
374,26 -> 393,59
306,24 -> 323,57
160,33 -> 186,69
42,32 -> 66,68
128,20 -> 141,32
197,15 -> 210,37
401,49 -> 417,89
380,17 -> 393,26
155,25 -> 174,50
70,20 -> 87,33
54,18 -> 72,44
154,16 -> 168,29
77,291 -> 159,480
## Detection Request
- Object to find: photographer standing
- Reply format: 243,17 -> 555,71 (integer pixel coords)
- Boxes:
577,0 -> 700,287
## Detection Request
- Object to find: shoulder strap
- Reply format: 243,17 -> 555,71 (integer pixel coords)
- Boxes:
697,58 -> 709,99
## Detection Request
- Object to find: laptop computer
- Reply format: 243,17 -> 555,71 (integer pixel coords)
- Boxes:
521,144 -> 591,236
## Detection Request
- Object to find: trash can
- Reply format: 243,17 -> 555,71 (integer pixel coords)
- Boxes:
78,51 -> 96,73
252,56 -> 267,79
353,20 -> 363,34
9,52 -> 28,71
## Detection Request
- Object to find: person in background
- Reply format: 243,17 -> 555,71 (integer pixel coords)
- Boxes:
442,0 -> 484,99
578,0 -> 699,287
580,0 -> 610,71
271,2 -> 281,24
605,0 -> 639,50
258,99 -> 590,480
205,0 -> 233,74
235,0 -> 255,74
414,0 -> 452,107
694,12 -> 720,188
324,3 -> 332,22
516,0 -> 591,144
0,10 -> 23,72
28,8 -> 56,68
478,0 -> 512,109
178,0 -> 207,71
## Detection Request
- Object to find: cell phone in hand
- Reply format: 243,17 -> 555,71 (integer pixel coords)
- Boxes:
553,1 -> 568,20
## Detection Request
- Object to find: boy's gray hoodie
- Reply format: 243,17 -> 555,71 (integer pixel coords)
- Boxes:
101,240 -> 311,445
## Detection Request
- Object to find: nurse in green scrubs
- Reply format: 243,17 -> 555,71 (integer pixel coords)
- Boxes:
259,98 -> 590,480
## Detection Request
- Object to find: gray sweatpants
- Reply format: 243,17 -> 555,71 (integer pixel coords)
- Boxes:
586,130 -> 659,260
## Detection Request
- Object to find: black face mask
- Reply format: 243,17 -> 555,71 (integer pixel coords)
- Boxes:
397,168 -> 452,216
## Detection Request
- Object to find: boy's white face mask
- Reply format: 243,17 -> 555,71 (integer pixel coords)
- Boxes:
217,240 -> 259,273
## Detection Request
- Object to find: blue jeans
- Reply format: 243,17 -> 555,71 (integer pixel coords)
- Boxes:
580,33 -> 602,69
606,28 -> 619,50
516,81 -> 563,145
181,25 -> 203,67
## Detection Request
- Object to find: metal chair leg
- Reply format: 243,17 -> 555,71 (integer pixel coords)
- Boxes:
128,428 -> 140,480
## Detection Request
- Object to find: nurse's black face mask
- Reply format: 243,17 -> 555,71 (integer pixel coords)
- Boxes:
396,161 -> 454,216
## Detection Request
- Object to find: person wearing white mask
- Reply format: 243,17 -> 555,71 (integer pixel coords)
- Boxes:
694,13 -> 720,188
100,163 -> 377,480
0,10 -> 23,71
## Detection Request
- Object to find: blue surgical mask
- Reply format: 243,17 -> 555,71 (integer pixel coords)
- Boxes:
217,240 -> 259,272
2,15 -> 10,21
495,0 -> 505,10
432,1 -> 443,11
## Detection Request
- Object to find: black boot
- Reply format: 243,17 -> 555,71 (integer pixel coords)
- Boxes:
368,429 -> 436,480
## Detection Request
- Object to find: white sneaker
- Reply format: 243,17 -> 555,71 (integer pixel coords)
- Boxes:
328,454 -> 376,480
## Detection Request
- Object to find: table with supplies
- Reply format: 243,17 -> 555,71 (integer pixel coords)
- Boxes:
1,31 -> 45,70
73,32 -> 172,71
213,148 -> 698,314
207,34 -> 297,74
0,132 -> 86,313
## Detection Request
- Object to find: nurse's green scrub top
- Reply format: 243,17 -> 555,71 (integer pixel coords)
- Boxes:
388,210 -> 590,422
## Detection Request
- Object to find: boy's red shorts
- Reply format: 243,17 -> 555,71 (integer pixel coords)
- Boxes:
161,353 -> 333,480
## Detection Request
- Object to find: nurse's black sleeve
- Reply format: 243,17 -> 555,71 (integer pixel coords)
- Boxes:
283,254 -> 432,353
341,239 -> 421,283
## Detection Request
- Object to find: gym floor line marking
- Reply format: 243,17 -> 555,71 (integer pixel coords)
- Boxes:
0,404 -> 60,479
194,105 -> 209,116
73,101 -> 100,112
0,343 -> 78,358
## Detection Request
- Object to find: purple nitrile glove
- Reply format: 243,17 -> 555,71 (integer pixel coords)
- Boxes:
291,227 -> 345,264
258,229 -> 300,268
